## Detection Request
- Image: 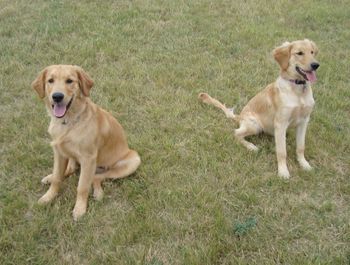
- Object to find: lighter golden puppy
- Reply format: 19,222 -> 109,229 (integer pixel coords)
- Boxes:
199,39 -> 320,178
32,65 -> 141,220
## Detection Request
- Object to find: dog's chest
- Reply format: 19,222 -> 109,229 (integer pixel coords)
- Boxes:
48,121 -> 92,158
284,92 -> 315,125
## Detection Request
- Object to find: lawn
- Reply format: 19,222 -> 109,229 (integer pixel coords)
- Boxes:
0,0 -> 349,264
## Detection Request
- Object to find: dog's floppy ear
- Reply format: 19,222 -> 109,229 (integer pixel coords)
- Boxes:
75,66 -> 94,97
306,39 -> 319,56
32,68 -> 47,98
273,42 -> 292,70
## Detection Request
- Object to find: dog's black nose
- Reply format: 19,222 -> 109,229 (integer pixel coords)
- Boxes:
52,92 -> 64,103
311,62 -> 320,70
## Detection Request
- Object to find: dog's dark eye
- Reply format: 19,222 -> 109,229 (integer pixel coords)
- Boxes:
296,51 -> 304,56
311,51 -> 314,54
66,79 -> 73,84
48,78 -> 54,83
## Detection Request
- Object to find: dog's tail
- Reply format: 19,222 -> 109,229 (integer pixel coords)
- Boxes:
198,92 -> 239,122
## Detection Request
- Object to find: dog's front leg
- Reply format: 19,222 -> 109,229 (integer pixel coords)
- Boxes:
296,117 -> 312,171
38,148 -> 68,204
274,121 -> 290,178
73,156 -> 96,221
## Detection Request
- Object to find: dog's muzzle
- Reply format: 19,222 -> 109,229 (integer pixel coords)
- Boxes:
52,96 -> 73,118
296,65 -> 318,83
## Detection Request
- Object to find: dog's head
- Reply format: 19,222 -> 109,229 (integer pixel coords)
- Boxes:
273,39 -> 319,83
32,65 -> 94,118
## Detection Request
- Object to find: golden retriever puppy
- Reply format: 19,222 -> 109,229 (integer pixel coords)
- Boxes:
32,65 -> 141,220
199,39 -> 319,178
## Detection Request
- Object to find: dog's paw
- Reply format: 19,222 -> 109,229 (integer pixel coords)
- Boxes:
72,205 -> 86,221
299,160 -> 313,171
38,192 -> 55,205
247,143 -> 259,152
93,188 -> 104,201
72,200 -> 87,221
278,168 -> 290,179
41,174 -> 52,184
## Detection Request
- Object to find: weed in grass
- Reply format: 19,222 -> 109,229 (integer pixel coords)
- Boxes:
234,217 -> 257,237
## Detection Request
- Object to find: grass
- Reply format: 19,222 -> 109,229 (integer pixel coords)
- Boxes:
0,0 -> 349,264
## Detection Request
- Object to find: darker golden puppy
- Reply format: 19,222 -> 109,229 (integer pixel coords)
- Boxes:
199,39 -> 319,178
32,65 -> 141,220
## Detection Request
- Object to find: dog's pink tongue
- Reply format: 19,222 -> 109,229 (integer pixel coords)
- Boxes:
53,104 -> 66,118
306,71 -> 317,83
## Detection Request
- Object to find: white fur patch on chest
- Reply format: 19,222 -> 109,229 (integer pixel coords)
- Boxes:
277,77 -> 315,125
277,77 -> 315,107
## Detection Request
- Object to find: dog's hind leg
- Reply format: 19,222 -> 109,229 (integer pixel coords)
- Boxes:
234,120 -> 261,151
65,159 -> 78,175
41,158 -> 78,184
92,150 -> 141,200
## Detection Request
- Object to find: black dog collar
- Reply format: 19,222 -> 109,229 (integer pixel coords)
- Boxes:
289,79 -> 306,85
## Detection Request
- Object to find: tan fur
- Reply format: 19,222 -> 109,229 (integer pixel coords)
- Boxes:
199,39 -> 319,178
32,65 -> 141,220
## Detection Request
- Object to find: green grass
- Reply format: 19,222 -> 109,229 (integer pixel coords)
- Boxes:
0,0 -> 349,264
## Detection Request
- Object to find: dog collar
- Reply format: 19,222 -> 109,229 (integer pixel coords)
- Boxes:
289,79 -> 306,85
286,78 -> 308,93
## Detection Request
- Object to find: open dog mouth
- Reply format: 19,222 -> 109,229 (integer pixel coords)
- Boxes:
52,97 -> 73,118
296,66 -> 317,83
